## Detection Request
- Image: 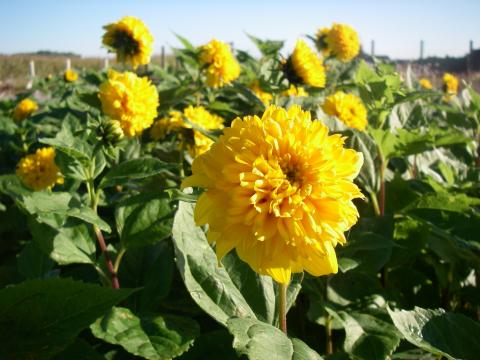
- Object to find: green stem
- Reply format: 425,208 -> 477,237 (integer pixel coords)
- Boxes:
325,313 -> 333,355
279,282 -> 288,334
369,190 -> 381,217
113,247 -> 127,274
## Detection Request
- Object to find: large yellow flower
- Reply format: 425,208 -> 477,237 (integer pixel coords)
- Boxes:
16,147 -> 63,191
182,105 -> 363,283
200,39 -> 240,88
419,78 -> 433,90
250,81 -> 273,106
282,84 -> 308,97
102,16 -> 154,69
99,70 -> 159,137
443,73 -> 458,95
64,69 -> 78,82
322,23 -> 360,62
323,91 -> 368,131
287,40 -> 326,88
13,98 -> 38,121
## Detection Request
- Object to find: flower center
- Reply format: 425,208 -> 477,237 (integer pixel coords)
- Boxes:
112,30 -> 140,56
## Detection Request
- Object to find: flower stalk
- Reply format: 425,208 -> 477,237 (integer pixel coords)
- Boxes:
279,282 -> 288,334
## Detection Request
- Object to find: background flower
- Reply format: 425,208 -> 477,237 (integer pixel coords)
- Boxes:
200,39 -> 240,88
16,147 -> 63,191
13,98 -> 38,121
323,91 -> 368,131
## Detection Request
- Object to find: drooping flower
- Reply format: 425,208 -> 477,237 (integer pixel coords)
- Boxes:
419,78 -> 433,90
443,73 -> 458,95
323,91 -> 368,131
284,40 -> 326,88
200,39 -> 241,88
13,98 -> 38,121
319,23 -> 360,62
282,84 -> 309,97
99,70 -> 159,137
16,147 -> 63,191
64,69 -> 78,82
102,16 -> 154,69
182,105 -> 364,284
250,81 -> 273,105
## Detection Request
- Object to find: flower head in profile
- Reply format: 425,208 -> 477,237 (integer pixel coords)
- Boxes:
16,147 -> 63,191
102,16 -> 154,69
443,73 -> 458,95
284,40 -> 326,88
250,81 -> 273,106
99,70 -> 159,137
13,98 -> 38,121
319,23 -> 360,62
182,105 -> 363,284
282,84 -> 309,97
323,91 -> 368,131
200,39 -> 240,88
419,78 -> 433,90
64,69 -> 78,82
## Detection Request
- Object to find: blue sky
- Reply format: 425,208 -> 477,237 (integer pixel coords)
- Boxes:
0,0 -> 478,59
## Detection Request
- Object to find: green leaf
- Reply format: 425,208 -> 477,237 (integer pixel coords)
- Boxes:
404,191 -> 480,214
0,278 -> 134,360
172,202 -> 302,326
115,192 -> 174,249
99,157 -> 174,188
227,317 -> 323,360
333,311 -> 402,360
388,306 -> 480,360
91,306 -> 199,360
174,33 -> 195,51
247,33 -> 284,56
30,218 -> 96,265
179,330 -> 237,360
17,240 -> 54,279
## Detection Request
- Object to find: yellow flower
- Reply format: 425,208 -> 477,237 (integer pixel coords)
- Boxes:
102,16 -> 154,69
182,105 -> 364,284
64,69 -> 78,82
250,81 -> 273,105
200,39 -> 240,88
13,98 -> 38,121
282,85 -> 309,97
183,106 -> 224,156
323,91 -> 368,131
419,78 -> 433,90
315,27 -> 331,56
322,23 -> 360,62
16,147 -> 63,191
287,39 -> 326,88
443,73 -> 458,95
99,70 -> 159,137
150,111 -> 184,140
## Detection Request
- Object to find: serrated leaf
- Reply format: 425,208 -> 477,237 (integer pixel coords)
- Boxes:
388,306 -> 480,360
0,278 -> 134,360
99,157 -> 174,188
91,306 -> 199,360
227,317 -> 323,360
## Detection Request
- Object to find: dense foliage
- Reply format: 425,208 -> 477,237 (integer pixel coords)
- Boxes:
0,30 -> 479,360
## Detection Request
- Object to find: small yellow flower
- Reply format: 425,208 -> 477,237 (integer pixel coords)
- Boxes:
182,105 -> 364,284
443,73 -> 458,95
200,39 -> 240,88
16,147 -> 63,191
323,91 -> 368,131
150,111 -> 184,141
250,81 -> 273,105
99,70 -> 159,137
64,69 -> 78,82
282,84 -> 308,97
419,78 -> 433,90
286,39 -> 326,88
183,106 -> 224,157
102,16 -> 154,69
321,23 -> 360,62
13,99 -> 38,121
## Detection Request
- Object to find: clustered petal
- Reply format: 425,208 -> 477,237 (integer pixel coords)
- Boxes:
250,81 -> 273,106
200,39 -> 241,88
64,69 -> 78,82
99,70 -> 159,137
290,40 -> 326,88
182,105 -> 363,283
282,84 -> 309,97
443,73 -> 458,95
323,91 -> 368,131
13,98 -> 38,121
16,147 -> 63,191
319,23 -> 360,62
419,78 -> 433,90
102,16 -> 154,69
